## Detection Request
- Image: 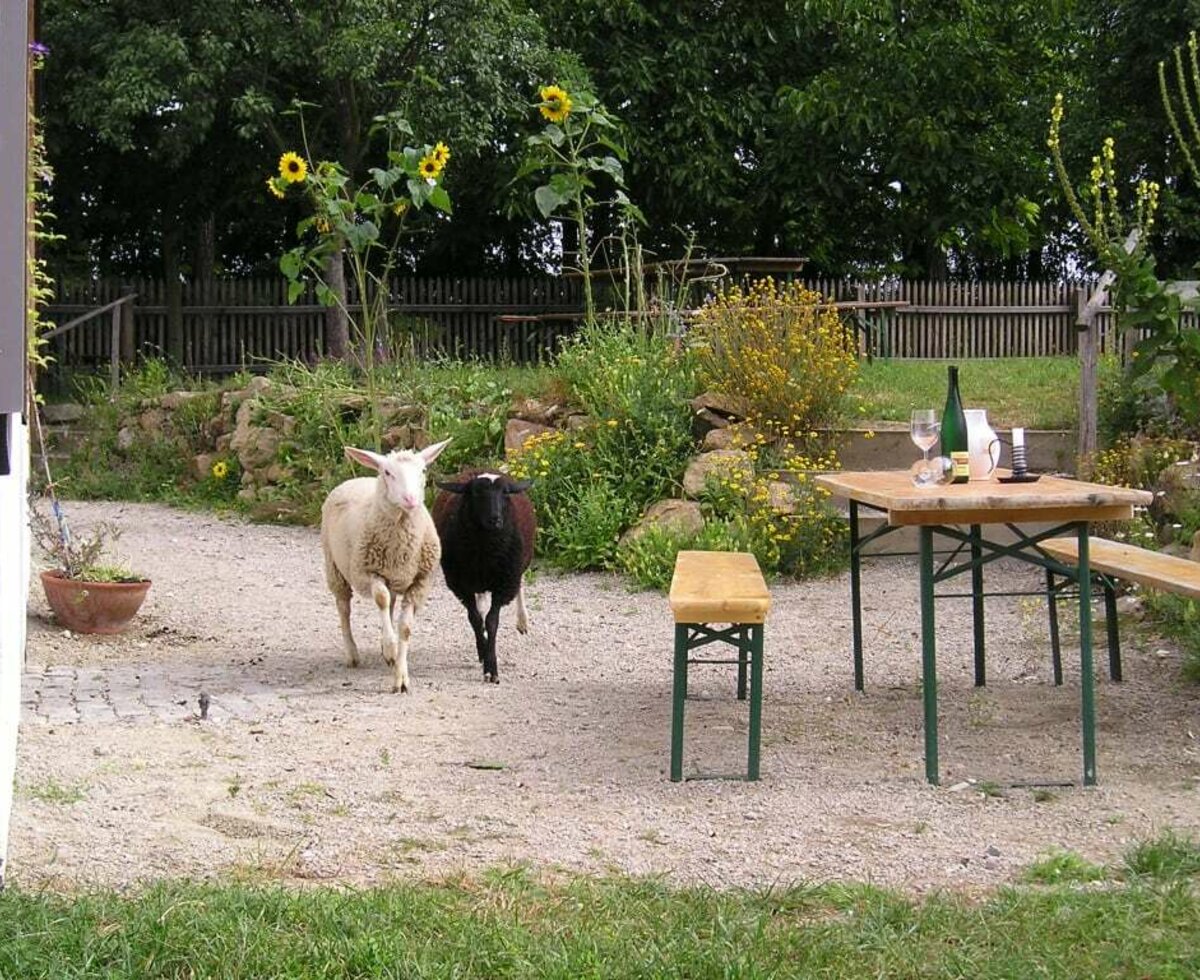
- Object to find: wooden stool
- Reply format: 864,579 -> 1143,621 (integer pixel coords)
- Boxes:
668,550 -> 771,781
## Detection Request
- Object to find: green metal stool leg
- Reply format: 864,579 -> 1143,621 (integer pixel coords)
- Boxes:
970,524 -> 986,686
737,625 -> 749,701
1077,528 -> 1097,786
1046,569 -> 1063,686
919,526 -> 940,785
747,624 -> 764,781
670,623 -> 688,782
1104,582 -> 1122,682
849,500 -> 865,691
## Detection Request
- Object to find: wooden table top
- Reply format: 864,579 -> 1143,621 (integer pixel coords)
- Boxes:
669,550 -> 771,624
816,470 -> 1152,527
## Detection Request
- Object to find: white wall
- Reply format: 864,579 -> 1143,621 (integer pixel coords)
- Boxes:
0,414 -> 28,887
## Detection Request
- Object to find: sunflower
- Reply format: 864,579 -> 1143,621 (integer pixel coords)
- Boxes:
418,154 -> 440,180
265,176 -> 286,200
538,84 -> 572,123
431,141 -> 451,168
211,460 -> 229,481
278,151 -> 307,183
392,199 -> 410,217
314,216 -> 331,235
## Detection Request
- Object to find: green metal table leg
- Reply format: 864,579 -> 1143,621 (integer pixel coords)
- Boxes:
736,625 -> 748,701
970,524 -> 986,686
1077,528 -> 1097,786
670,623 -> 688,782
747,624 -> 764,781
849,500 -> 865,691
919,526 -> 939,785
1104,582 -> 1122,682
1046,569 -> 1063,686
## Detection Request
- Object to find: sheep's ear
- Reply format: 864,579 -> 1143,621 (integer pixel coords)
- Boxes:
419,438 -> 452,466
345,446 -> 386,471
504,480 -> 533,494
437,481 -> 468,494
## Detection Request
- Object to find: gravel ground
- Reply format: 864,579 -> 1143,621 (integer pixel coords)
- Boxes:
11,500 -> 1200,894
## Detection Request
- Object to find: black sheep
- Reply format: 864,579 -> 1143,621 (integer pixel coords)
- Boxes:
431,470 -> 536,683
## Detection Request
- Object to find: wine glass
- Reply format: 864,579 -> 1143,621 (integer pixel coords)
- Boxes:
910,409 -> 940,486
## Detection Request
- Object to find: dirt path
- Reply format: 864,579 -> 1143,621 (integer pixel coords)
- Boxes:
12,500 -> 1200,893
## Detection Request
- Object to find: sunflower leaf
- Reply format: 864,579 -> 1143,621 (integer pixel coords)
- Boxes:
286,280 -> 306,304
279,251 -> 302,281
428,185 -> 452,214
542,124 -> 566,147
534,184 -> 568,217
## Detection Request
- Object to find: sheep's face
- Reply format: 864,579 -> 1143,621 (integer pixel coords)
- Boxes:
439,474 -> 532,532
345,439 -> 451,512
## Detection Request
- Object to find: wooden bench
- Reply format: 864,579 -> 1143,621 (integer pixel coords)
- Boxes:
668,551 -> 771,781
1041,537 -> 1200,684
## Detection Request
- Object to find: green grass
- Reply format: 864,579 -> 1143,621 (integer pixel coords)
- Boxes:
2,851 -> 1199,979
849,357 -> 1086,429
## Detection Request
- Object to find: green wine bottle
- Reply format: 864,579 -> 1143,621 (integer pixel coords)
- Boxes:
941,366 -> 970,484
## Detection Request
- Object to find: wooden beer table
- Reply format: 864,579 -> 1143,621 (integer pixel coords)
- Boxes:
815,470 -> 1152,786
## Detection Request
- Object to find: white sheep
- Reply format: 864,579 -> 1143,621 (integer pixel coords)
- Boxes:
320,439 -> 450,693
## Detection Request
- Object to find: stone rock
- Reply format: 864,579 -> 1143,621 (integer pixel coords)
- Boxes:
160,390 -> 207,411
690,391 -> 752,422
40,402 -> 84,424
703,422 -> 763,452
1162,541 -> 1191,559
505,418 -> 555,455
380,425 -> 430,452
215,433 -> 232,453
230,399 -> 284,469
116,427 -> 136,451
691,408 -> 732,442
191,453 -> 217,481
619,499 -> 705,547
261,463 -> 294,485
1115,594 -> 1146,619
1151,458 -> 1200,524
682,449 -> 755,498
264,410 -> 296,437
563,414 -> 592,431
766,481 -> 797,515
1192,529 -> 1200,564
702,426 -> 736,451
377,397 -> 426,427
137,408 -> 169,437
236,486 -> 258,503
511,396 -> 564,426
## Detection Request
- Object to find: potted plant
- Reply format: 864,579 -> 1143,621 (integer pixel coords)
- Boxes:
29,500 -> 151,634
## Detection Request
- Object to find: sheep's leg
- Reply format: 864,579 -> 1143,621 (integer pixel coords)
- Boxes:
515,578 -> 529,635
482,603 -> 502,684
465,598 -> 489,665
393,599 -> 414,694
371,577 -> 399,676
336,592 -> 359,667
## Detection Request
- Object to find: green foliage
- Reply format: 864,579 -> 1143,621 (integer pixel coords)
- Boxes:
1021,849 -> 1109,885
5,860 -> 1200,977
508,322 -> 697,569
1143,592 -> 1200,683
1124,830 -> 1200,880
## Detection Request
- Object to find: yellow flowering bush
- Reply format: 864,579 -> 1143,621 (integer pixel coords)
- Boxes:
691,278 -> 857,429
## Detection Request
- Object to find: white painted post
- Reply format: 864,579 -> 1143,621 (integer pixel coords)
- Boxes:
0,0 -> 31,890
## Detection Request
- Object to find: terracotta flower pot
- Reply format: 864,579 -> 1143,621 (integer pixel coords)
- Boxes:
40,570 -> 151,634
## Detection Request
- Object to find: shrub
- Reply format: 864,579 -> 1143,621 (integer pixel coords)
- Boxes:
509,322 -> 698,570
691,278 -> 857,428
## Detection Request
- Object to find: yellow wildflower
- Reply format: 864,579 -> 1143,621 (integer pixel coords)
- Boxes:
279,151 -> 307,183
211,460 -> 229,481
538,84 -> 572,123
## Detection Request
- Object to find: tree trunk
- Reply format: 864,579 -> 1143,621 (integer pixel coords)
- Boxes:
163,226 -> 184,368
325,242 -> 350,360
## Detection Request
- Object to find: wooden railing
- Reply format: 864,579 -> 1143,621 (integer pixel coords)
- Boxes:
40,293 -> 136,395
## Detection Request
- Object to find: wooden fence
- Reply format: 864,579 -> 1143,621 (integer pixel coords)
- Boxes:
43,276 -> 584,376
42,274 -> 1196,377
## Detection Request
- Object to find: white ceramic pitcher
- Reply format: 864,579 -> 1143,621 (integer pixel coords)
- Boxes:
965,408 -> 1000,481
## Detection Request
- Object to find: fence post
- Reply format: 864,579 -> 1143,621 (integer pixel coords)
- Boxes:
119,289 -> 136,365
1076,286 -> 1097,473
109,301 -> 122,398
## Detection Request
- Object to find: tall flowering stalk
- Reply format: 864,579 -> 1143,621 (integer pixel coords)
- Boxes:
271,110 -> 452,371
519,84 -> 640,324
1048,86 -> 1197,423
